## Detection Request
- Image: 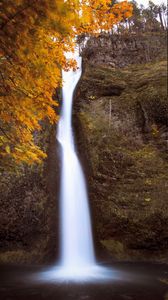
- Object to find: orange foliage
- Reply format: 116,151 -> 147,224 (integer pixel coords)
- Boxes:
0,0 -> 132,165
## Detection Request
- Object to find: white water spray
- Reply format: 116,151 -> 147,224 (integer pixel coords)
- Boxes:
36,52 -> 113,281
57,54 -> 96,275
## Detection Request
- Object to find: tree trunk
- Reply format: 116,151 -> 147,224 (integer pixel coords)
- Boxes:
158,8 -> 164,30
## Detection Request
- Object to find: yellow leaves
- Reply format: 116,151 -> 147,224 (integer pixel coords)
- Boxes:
151,123 -> 159,137
13,144 -> 47,165
5,145 -> 10,154
45,106 -> 58,123
63,58 -> 78,71
89,95 -> 96,100
124,11 -> 133,18
144,197 -> 151,202
0,135 -> 7,146
0,0 -> 132,166
79,0 -> 132,34
145,179 -> 152,185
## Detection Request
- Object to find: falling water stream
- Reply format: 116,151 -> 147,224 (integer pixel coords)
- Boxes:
57,54 -> 96,275
1,54 -> 164,300
37,52 -> 113,281
0,54 -> 166,300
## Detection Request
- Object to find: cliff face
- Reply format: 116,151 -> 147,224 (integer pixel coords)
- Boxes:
0,125 -> 60,264
74,58 -> 168,261
0,32 -> 167,264
82,32 -> 167,68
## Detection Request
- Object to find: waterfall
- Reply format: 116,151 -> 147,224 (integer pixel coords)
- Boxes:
57,53 -> 96,275
37,52 -> 113,281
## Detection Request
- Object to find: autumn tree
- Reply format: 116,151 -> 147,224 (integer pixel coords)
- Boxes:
139,1 -> 167,32
0,0 -> 132,167
115,0 -> 167,35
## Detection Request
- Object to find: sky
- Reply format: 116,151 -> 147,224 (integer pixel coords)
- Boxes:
134,0 -> 167,7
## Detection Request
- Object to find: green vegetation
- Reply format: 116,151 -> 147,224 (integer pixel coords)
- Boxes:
75,59 -> 168,261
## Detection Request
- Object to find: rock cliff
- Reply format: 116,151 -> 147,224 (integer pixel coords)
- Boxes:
74,57 -> 168,261
0,32 -> 167,263
82,32 -> 167,67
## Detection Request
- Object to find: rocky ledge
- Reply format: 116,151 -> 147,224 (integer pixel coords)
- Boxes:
74,59 -> 168,262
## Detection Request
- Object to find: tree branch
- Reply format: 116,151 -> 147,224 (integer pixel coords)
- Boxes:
0,126 -> 11,141
0,2 -> 36,30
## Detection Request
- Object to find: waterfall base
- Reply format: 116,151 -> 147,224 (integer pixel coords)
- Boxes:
1,263 -> 167,300
36,264 -> 116,282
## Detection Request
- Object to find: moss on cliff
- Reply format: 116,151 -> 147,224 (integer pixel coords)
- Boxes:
74,60 -> 168,261
0,124 -> 59,264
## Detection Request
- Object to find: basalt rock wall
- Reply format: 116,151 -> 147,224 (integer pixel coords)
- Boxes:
73,32 -> 168,261
83,32 -> 167,68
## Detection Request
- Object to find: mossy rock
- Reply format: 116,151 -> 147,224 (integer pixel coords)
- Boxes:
74,59 -> 168,261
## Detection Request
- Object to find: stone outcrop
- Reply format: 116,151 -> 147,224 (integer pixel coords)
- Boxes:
74,59 -> 168,261
82,32 -> 167,68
